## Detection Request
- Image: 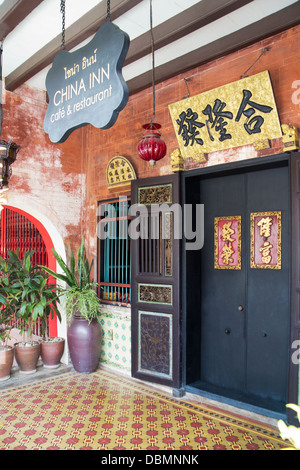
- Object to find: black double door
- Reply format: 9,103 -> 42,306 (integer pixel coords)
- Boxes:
186,160 -> 290,412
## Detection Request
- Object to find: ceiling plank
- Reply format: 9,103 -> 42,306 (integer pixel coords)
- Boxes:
5,0 -> 252,91
5,0 -> 143,91
125,0 -> 254,65
0,0 -> 44,41
126,2 -> 300,96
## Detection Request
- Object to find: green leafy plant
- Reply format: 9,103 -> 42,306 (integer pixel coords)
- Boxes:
41,236 -> 101,324
278,404 -> 300,449
0,325 -> 12,348
0,256 -> 16,348
0,250 -> 61,344
0,255 -> 15,324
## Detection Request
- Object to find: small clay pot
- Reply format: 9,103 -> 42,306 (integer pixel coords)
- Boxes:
14,341 -> 41,374
0,346 -> 14,381
41,337 -> 65,369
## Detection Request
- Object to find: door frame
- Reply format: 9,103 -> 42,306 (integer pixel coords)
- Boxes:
181,152 -> 298,421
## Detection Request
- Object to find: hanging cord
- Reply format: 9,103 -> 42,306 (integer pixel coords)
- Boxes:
240,47 -> 270,79
106,0 -> 111,22
60,0 -> 66,50
183,78 -> 191,99
150,0 -> 155,126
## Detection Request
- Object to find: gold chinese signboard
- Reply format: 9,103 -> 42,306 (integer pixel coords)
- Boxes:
106,156 -> 136,188
168,71 -> 282,158
214,216 -> 241,270
250,211 -> 281,269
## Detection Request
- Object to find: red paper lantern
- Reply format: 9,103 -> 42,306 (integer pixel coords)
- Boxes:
137,123 -> 167,167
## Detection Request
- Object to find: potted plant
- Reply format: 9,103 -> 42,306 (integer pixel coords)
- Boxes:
2,249 -> 61,374
40,300 -> 65,369
0,325 -> 14,381
0,256 -> 16,381
41,237 -> 102,373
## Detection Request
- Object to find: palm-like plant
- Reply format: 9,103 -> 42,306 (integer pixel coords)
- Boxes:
41,237 -> 101,324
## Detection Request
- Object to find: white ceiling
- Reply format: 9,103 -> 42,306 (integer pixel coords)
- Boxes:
1,0 -> 299,94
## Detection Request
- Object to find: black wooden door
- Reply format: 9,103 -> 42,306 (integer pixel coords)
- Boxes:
131,173 -> 181,390
290,151 -> 300,424
188,160 -> 290,412
200,172 -> 247,393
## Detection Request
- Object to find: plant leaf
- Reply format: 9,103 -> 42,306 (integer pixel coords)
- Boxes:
40,266 -> 72,285
50,248 -> 77,287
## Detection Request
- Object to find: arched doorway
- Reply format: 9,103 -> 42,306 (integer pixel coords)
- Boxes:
0,205 -> 58,337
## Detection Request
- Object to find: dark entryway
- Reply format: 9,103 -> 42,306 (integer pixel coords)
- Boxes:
184,157 -> 290,414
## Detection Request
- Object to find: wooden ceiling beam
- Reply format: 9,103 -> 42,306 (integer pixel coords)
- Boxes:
5,0 -> 143,91
126,2 -> 300,96
125,0 -> 253,66
4,0 -> 300,94
0,0 -> 44,41
5,0 -> 252,91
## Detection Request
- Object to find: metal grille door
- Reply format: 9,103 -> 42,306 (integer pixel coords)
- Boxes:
0,206 -> 49,336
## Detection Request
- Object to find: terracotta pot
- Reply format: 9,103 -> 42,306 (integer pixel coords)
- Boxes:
14,341 -> 41,374
41,338 -> 65,369
67,315 -> 102,373
0,346 -> 14,381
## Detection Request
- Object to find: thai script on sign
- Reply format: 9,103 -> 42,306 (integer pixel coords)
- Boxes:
44,21 -> 129,143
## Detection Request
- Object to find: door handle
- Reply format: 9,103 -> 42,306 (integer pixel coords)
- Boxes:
224,328 -> 231,335
238,305 -> 244,311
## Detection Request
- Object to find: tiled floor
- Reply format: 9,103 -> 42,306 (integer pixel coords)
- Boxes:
0,361 -> 281,430
0,367 -> 286,450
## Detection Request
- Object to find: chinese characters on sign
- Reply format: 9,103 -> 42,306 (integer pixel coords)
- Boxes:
106,156 -> 136,188
214,216 -> 241,270
250,211 -> 281,269
168,71 -> 282,158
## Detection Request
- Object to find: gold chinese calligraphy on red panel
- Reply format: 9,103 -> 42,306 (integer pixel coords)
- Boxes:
214,216 -> 241,270
250,211 -> 281,269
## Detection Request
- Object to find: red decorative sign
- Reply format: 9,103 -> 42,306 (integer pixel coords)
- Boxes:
250,211 -> 281,269
214,216 -> 241,270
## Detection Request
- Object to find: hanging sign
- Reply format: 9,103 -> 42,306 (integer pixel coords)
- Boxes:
169,71 -> 282,158
44,21 -> 130,143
